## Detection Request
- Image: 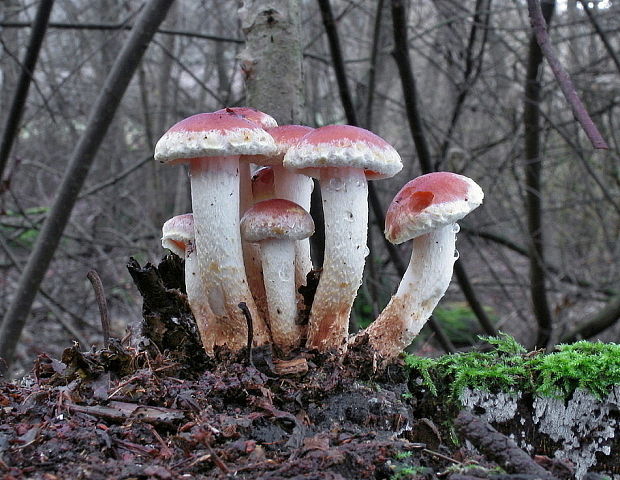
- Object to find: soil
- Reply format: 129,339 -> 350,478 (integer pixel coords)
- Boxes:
0,257 -> 610,480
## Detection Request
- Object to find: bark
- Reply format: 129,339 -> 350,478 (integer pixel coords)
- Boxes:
456,411 -> 557,479
239,0 -> 304,125
523,0 -> 555,349
0,0 -> 174,373
0,0 -> 55,183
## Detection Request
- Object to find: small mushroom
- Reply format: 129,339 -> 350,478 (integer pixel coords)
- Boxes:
359,172 -> 484,359
155,112 -> 276,349
161,214 -> 217,350
240,199 -> 314,351
284,125 -> 402,351
245,166 -> 276,323
248,125 -> 315,287
214,108 -> 280,321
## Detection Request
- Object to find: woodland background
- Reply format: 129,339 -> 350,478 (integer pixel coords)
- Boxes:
0,0 -> 618,376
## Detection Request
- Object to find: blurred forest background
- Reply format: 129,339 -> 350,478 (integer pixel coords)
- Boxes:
0,0 -> 618,375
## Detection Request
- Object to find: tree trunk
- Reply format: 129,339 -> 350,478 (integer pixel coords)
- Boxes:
523,0 -> 555,349
239,0 -> 304,125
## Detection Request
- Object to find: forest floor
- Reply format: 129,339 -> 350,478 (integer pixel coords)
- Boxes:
0,339 -> 593,480
0,257 -> 616,479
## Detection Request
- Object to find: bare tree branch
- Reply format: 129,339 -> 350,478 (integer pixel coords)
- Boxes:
526,0 -> 609,150
0,0 -> 55,183
391,0 -> 498,339
389,0 -> 433,174
577,0 -> 620,76
561,293 -> 620,343
0,0 -> 175,373
0,21 -> 244,44
317,0 -> 455,353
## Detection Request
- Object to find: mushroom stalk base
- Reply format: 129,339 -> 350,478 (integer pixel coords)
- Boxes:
361,224 -> 458,358
191,157 -> 269,349
183,244 -> 218,352
260,238 -> 301,350
306,167 -> 368,351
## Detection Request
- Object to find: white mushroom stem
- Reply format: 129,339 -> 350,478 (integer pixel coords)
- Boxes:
241,164 -> 269,323
361,224 -> 458,358
182,241 -> 218,352
306,167 -> 368,351
259,238 -> 301,350
273,165 -> 314,286
190,157 -> 270,347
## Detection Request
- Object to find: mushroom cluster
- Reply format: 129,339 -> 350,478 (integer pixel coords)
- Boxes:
155,108 -> 483,359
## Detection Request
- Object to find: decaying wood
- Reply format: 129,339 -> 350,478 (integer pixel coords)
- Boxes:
456,410 -> 557,479
126,256 -> 207,366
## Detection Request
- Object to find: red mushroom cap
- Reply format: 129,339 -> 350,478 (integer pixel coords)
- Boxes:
247,125 -> 314,166
385,172 -> 483,244
154,112 -> 276,163
240,199 -> 314,243
214,107 -> 278,129
162,213 -> 194,257
283,125 -> 402,179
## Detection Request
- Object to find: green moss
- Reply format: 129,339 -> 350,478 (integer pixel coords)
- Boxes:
393,451 -> 412,460
404,334 -> 620,400
532,341 -> 620,399
390,465 -> 430,479
405,333 -> 532,398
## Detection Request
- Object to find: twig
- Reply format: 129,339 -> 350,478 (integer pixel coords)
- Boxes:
422,448 -> 461,465
238,302 -> 254,367
526,0 -> 608,150
87,270 -> 110,347
78,155 -> 152,199
204,441 -> 230,474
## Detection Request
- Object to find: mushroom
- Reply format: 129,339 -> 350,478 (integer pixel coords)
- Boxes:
161,214 -> 217,350
154,112 -> 276,349
244,166 -> 275,323
240,199 -> 314,351
248,125 -> 315,287
284,125 -> 402,351
214,108 -> 279,317
359,172 -> 484,359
